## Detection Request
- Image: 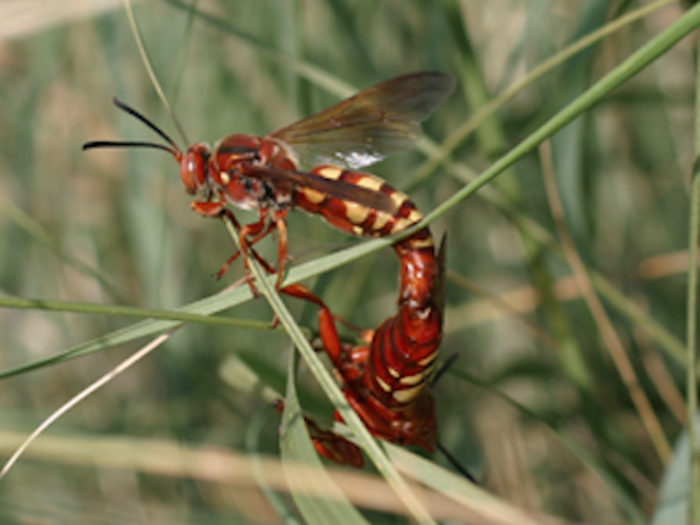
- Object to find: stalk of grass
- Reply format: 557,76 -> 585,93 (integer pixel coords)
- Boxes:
123,0 -> 188,145
409,0 -> 678,189
10,4 -> 699,376
221,219 -> 436,525
541,139 -> 671,463
0,294 -> 279,331
162,0 -> 694,368
0,331 -> 172,478
447,366 -> 647,523
4,3 -> 699,522
279,345 -> 368,525
687,29 -> 700,525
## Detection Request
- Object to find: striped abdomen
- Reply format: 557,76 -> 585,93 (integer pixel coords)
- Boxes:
362,230 -> 444,450
293,165 -> 426,239
295,165 -> 444,451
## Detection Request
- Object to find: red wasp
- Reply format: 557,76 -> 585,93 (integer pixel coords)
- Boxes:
84,72 -> 456,469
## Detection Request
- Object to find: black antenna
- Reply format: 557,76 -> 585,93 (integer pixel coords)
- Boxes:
82,140 -> 176,155
430,353 -> 480,483
82,98 -> 182,156
437,442 -> 478,484
112,98 -> 180,151
431,352 -> 459,387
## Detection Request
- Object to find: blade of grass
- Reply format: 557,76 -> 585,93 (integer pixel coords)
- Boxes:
687,29 -> 700,525
279,346 -> 368,525
222,218 -> 436,525
540,139 -> 671,463
0,238 -> 390,379
409,0 -> 677,189
449,367 -> 646,524
384,443 -> 571,525
0,331 -> 173,479
0,294 -> 278,331
122,0 -> 189,145
161,0 -> 690,374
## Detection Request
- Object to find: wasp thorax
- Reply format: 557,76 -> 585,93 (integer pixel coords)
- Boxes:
180,143 -> 211,195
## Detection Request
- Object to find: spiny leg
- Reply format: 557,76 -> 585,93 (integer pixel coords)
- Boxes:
281,284 -> 344,367
272,209 -> 289,291
190,199 -> 278,289
213,219 -> 278,280
236,208 -> 272,294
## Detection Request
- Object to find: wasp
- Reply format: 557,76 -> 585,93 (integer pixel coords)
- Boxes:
84,71 -> 455,467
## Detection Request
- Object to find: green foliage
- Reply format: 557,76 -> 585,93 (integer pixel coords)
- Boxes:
0,0 -> 699,523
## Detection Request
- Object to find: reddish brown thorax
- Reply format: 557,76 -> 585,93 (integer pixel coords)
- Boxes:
179,134 -> 301,212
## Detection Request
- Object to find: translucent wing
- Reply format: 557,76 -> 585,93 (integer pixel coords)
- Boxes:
270,72 -> 455,170
241,165 -> 397,214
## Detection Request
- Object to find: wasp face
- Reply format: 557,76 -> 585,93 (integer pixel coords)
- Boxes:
180,142 -> 211,195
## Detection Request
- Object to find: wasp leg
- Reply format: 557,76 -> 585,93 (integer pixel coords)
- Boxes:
275,399 -> 364,468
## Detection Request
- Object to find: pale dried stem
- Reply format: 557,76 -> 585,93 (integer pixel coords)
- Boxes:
539,140 -> 671,464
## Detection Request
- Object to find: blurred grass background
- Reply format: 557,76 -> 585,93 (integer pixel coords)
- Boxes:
0,0 -> 698,523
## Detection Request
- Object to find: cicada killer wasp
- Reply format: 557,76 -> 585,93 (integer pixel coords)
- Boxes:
84,71 -> 456,471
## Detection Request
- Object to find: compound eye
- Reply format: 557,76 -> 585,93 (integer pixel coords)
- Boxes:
180,145 -> 209,194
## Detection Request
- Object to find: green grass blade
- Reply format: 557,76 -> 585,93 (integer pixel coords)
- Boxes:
227,219 -> 436,524
651,422 -> 699,525
687,19 -> 700,525
385,444 -> 557,525
0,238 -> 387,379
164,0 -> 691,373
279,349 -> 368,525
449,368 -> 647,523
410,0 -> 676,188
424,4 -> 700,226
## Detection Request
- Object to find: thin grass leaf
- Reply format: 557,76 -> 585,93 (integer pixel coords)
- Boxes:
384,444 -> 566,525
651,419 -> 700,525
449,368 -> 647,524
0,331 -> 172,479
687,17 -> 700,525
279,348 -> 368,525
0,238 -> 388,379
245,407 -> 302,525
0,294 -> 273,330
410,0 -> 677,188
225,219 -> 436,524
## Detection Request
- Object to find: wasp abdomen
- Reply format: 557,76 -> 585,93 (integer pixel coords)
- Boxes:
295,165 -> 427,241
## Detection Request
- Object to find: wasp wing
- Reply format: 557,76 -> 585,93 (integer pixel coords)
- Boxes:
241,165 -> 397,214
270,72 -> 455,170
